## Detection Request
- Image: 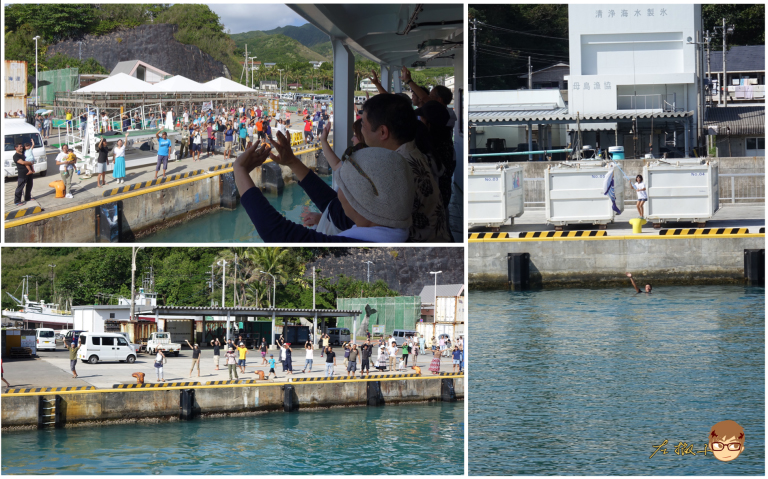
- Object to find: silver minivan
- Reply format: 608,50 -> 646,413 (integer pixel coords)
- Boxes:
78,332 -> 137,364
392,329 -> 418,347
326,327 -> 350,345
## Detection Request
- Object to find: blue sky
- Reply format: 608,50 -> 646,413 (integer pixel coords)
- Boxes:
208,4 -> 306,34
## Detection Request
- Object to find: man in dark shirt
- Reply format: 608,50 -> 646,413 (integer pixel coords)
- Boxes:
347,344 -> 359,377
13,143 -> 34,205
324,346 -> 336,378
360,341 -> 372,377
211,339 -> 221,370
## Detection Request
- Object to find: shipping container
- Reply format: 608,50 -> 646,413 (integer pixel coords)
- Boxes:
4,96 -> 27,117
4,60 -> 28,96
468,162 -> 525,229
545,160 -> 625,228
643,159 -> 720,227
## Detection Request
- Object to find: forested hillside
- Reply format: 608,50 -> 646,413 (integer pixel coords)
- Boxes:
1,248 -> 463,314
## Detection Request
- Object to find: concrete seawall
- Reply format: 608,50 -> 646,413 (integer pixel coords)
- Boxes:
5,149 -> 327,243
1,375 -> 464,429
469,235 -> 765,288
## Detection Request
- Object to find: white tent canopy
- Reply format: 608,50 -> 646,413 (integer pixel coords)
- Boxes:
74,73 -> 156,93
205,77 -> 256,93
153,75 -> 215,92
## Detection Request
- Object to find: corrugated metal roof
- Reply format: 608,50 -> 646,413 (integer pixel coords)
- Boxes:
470,109 -> 693,123
704,106 -> 765,136
708,45 -> 765,73
418,284 -> 465,305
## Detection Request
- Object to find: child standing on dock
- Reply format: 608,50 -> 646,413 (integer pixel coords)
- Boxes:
631,175 -> 648,218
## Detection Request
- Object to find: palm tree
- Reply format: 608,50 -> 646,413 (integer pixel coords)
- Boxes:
244,247 -> 291,307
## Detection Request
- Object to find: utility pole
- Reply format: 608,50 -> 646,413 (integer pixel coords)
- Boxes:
218,260 -> 228,308
722,18 -> 728,107
234,253 -> 238,307
208,263 -> 216,307
48,264 -> 56,299
528,56 -> 532,90
312,267 -> 316,309
705,30 -> 711,101
471,18 -> 478,91
130,247 -> 144,322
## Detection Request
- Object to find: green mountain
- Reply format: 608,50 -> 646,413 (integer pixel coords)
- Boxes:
311,41 -> 333,59
261,24 -> 329,47
230,32 -> 329,63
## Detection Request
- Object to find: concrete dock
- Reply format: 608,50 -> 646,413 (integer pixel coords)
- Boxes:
1,347 -> 463,429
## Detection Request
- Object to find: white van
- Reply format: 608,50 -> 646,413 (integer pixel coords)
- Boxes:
77,332 -> 137,364
3,119 -> 47,179
36,328 -> 56,351
392,329 -> 418,347
326,327 -> 350,345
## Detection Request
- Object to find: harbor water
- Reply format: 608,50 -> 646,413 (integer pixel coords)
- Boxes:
2,402 -> 463,474
138,175 -> 332,243
469,285 -> 764,475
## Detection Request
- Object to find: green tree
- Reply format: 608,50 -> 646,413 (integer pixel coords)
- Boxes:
702,4 -> 765,48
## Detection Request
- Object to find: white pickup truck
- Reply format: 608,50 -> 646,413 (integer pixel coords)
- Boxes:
146,332 -> 181,356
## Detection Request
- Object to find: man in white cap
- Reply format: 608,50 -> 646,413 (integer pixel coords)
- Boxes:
232,132 -> 414,242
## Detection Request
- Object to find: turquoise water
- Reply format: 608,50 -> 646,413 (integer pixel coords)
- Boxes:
469,285 -> 764,475
138,175 -> 331,243
2,402 -> 463,474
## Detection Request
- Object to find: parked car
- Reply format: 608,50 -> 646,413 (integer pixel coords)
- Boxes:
64,330 -> 86,345
146,332 -> 181,356
3,119 -> 47,179
77,332 -> 137,364
326,327 -> 350,346
35,328 -> 56,351
392,329 -> 418,346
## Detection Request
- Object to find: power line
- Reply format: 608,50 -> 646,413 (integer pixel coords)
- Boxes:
475,71 -> 530,79
477,20 -> 569,40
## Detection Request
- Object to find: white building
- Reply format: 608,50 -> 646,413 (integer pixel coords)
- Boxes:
445,76 -> 455,92
110,60 -> 170,84
567,4 -> 700,156
359,78 -> 379,92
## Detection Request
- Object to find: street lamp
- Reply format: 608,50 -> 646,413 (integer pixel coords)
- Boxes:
261,270 -> 277,348
362,261 -> 374,283
130,247 -> 145,322
248,56 -> 258,89
218,259 -> 229,341
33,35 -> 40,107
429,271 -> 442,327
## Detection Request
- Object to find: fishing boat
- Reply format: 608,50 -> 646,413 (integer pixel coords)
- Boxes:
2,277 -> 72,329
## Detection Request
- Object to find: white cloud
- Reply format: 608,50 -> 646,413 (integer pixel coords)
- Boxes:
208,4 -> 306,34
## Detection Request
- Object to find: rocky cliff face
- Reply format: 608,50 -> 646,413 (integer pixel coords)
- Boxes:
47,24 -> 230,82
305,248 -> 464,297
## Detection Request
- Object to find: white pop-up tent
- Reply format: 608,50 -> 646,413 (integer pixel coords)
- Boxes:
205,77 -> 256,93
74,73 -> 157,93
153,75 -> 215,92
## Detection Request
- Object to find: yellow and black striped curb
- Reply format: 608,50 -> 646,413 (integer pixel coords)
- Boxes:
4,206 -> 42,221
519,231 -> 607,238
208,163 -> 233,172
111,382 -> 201,389
437,372 -> 464,377
290,373 -> 421,382
659,228 -> 749,236
102,170 -> 206,197
468,232 -> 512,240
5,386 -> 96,394
205,379 -> 259,385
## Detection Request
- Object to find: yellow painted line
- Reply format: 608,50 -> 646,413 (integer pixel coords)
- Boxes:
1,374 -> 462,397
469,234 -> 765,243
5,168 -> 232,229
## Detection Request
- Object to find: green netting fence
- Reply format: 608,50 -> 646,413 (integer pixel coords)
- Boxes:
336,296 -> 421,337
38,68 -> 79,104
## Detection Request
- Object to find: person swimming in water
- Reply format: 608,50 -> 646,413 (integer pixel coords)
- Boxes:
626,272 -> 651,294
